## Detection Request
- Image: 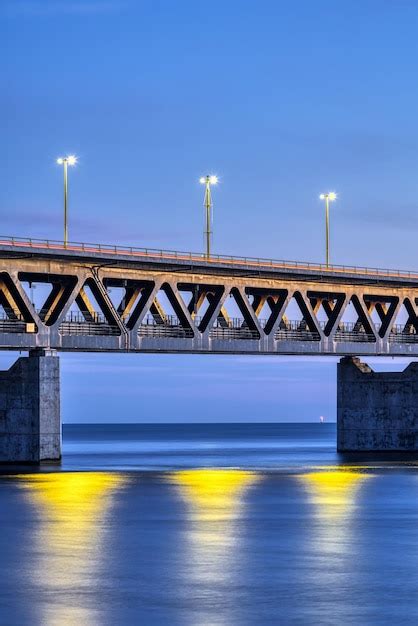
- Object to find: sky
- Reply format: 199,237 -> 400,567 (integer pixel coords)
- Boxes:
2,0 -> 418,422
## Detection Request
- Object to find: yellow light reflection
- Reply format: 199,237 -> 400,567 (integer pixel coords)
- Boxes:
171,469 -> 258,521
299,468 -> 370,521
17,472 -> 127,626
170,469 -> 258,625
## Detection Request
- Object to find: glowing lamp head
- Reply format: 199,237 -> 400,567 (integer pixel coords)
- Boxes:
57,155 -> 77,166
200,175 -> 218,185
320,192 -> 337,201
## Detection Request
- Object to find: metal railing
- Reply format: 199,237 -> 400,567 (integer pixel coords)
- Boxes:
206,316 -> 261,340
0,320 -> 28,333
210,328 -> 260,340
59,322 -> 120,336
60,311 -> 120,336
62,312 -> 108,324
210,325 -> 260,340
275,320 -> 321,342
0,312 -> 28,334
1,235 -> 418,280
333,321 -> 376,343
139,315 -> 194,338
388,324 -> 418,343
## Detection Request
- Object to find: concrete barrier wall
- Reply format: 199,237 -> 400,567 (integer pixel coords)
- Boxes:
337,356 -> 418,451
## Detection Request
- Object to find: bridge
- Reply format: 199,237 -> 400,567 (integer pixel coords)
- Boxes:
1,235 -> 418,463
0,236 -> 417,356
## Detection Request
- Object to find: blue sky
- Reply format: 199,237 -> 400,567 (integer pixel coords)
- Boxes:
2,0 -> 418,422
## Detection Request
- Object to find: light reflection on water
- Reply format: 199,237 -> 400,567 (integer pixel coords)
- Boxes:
298,467 -> 371,521
3,457 -> 417,625
171,469 -> 259,625
298,467 -> 373,588
16,472 -> 127,626
171,469 -> 259,521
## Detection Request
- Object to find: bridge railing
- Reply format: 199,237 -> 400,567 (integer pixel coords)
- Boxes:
59,311 -> 120,336
0,312 -> 28,334
0,235 -> 416,280
139,314 -> 194,338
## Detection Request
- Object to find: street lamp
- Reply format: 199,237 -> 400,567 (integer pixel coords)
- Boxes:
199,175 -> 218,258
57,155 -> 77,246
319,192 -> 337,267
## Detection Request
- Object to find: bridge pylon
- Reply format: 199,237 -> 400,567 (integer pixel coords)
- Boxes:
338,357 -> 418,451
0,349 -> 60,463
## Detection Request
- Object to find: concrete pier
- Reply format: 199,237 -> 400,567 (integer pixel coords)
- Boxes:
338,356 -> 418,451
0,350 -> 61,463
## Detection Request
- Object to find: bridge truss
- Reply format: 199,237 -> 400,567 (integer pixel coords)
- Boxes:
0,239 -> 418,356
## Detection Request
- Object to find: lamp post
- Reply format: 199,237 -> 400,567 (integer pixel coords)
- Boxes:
57,155 -> 77,246
199,175 -> 218,258
319,192 -> 337,267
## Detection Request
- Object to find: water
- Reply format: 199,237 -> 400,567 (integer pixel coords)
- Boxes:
2,424 -> 418,625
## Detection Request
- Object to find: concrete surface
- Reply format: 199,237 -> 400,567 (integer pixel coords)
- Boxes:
0,350 -> 60,463
337,356 -> 418,450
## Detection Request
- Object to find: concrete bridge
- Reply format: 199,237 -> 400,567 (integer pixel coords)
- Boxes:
0,236 -> 418,356
0,236 -> 418,462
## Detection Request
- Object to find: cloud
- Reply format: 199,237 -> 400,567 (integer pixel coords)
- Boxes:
3,0 -> 129,17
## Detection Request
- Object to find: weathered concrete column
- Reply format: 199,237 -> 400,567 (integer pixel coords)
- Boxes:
338,356 -> 418,451
0,349 -> 61,463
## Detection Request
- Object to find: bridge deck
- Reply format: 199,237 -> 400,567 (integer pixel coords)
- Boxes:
0,236 -> 417,286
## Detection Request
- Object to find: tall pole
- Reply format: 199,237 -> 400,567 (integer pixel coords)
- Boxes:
57,155 -> 77,248
200,175 -> 218,259
325,195 -> 329,268
63,159 -> 68,247
204,177 -> 212,259
320,192 -> 336,268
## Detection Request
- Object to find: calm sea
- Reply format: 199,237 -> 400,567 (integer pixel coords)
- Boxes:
1,423 -> 418,625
